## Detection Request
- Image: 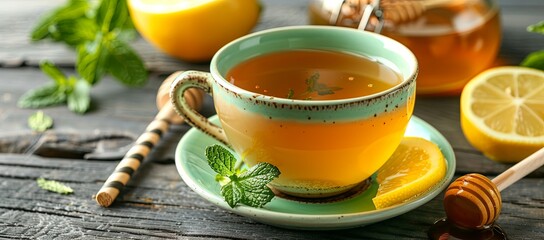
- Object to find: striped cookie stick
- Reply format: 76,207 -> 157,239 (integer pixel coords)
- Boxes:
95,72 -> 203,207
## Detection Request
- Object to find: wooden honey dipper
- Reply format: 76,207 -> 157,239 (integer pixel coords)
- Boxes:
443,147 -> 544,229
379,0 -> 467,23
95,71 -> 204,207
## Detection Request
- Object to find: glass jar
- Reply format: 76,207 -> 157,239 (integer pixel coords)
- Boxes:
309,0 -> 501,96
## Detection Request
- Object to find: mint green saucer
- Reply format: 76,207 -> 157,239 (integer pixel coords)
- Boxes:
175,115 -> 456,230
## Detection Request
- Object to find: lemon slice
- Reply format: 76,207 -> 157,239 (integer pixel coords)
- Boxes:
372,137 -> 447,209
461,66 -> 544,162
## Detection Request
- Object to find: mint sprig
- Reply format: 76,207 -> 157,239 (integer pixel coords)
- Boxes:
18,61 -> 91,114
37,178 -> 74,194
21,0 -> 147,114
521,21 -> 544,71
205,145 -> 280,208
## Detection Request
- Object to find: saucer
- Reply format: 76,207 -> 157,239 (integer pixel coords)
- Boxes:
175,115 -> 456,230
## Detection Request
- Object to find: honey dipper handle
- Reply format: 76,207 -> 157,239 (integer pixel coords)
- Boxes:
492,147 -> 544,192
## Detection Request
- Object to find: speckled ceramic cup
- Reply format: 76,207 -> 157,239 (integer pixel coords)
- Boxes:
170,26 -> 417,198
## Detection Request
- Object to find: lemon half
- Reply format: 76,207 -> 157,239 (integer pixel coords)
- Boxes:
128,0 -> 261,62
461,66 -> 544,162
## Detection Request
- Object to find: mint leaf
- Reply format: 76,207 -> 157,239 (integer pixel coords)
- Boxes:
521,50 -> 544,71
37,178 -> 73,194
221,180 -> 244,208
205,145 -> 281,208
104,38 -> 147,86
96,0 -> 132,33
51,18 -> 98,46
67,78 -> 91,114
40,60 -> 67,85
527,21 -> 544,34
219,163 -> 280,208
28,111 -> 53,132
18,61 -> 70,109
238,162 -> 281,188
77,35 -> 107,84
205,145 -> 237,176
240,183 -> 276,208
238,163 -> 280,207
31,0 -> 90,42
18,84 -> 67,108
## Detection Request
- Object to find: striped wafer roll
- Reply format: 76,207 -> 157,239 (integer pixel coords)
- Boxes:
95,72 -> 204,207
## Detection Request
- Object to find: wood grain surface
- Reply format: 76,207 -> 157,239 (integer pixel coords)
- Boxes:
0,0 -> 543,239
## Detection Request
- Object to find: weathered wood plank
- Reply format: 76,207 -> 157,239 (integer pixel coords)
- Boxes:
1,0 -> 543,239
0,164 -> 542,239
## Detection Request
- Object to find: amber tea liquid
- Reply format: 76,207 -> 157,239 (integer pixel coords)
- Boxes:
226,49 -> 402,100
219,50 -> 413,196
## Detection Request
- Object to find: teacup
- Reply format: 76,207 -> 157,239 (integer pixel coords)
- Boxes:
170,26 -> 417,198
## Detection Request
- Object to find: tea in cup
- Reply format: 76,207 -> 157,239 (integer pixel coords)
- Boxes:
170,26 -> 417,198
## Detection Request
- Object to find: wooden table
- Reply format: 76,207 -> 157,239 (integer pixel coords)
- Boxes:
1,0 -> 543,239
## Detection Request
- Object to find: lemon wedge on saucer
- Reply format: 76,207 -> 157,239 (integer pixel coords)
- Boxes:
372,137 -> 447,209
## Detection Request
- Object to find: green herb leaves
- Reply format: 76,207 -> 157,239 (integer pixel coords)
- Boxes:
521,21 -> 544,71
287,72 -> 343,100
30,0 -> 92,44
28,111 -> 54,132
205,145 -> 280,208
37,178 -> 74,194
22,0 -> 147,114
18,61 -> 91,114
305,72 -> 343,96
527,21 -> 544,34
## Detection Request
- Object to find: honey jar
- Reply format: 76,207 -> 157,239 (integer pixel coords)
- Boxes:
309,0 -> 501,95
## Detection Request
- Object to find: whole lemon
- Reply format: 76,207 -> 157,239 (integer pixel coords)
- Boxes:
128,0 -> 261,62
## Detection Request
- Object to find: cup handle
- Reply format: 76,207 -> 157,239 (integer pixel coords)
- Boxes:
170,71 -> 229,146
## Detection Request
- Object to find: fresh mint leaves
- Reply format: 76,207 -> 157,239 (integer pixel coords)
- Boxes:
21,0 -> 147,114
205,145 -> 280,208
18,61 -> 91,114
30,0 -> 92,44
521,21 -> 544,71
527,21 -> 544,34
37,178 -> 74,194
28,111 -> 54,132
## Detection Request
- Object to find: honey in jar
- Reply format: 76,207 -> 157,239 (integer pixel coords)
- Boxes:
309,0 -> 502,95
